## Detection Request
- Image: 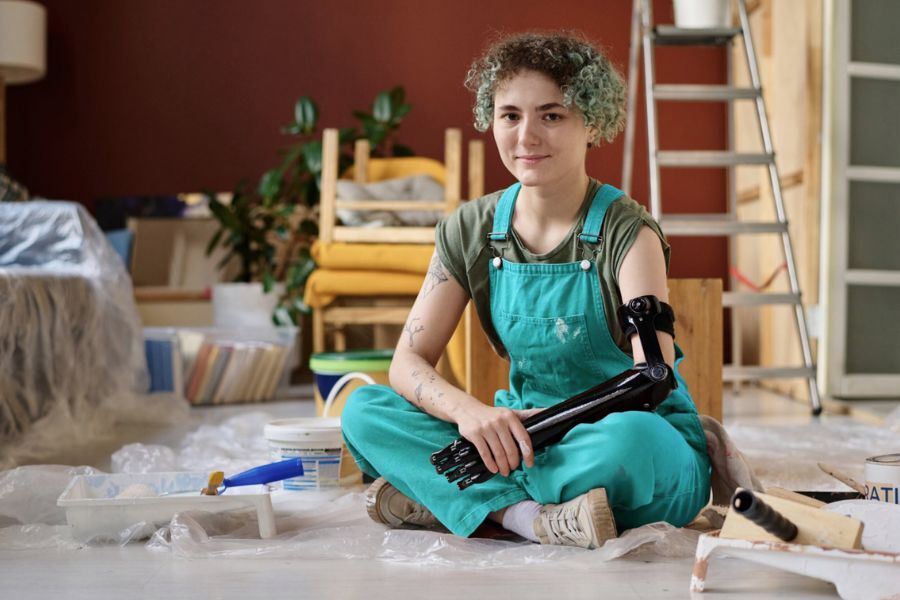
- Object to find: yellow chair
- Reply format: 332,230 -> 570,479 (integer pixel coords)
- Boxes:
305,128 -> 484,388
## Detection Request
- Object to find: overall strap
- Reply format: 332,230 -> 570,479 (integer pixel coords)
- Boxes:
488,183 -> 522,241
579,184 -> 625,244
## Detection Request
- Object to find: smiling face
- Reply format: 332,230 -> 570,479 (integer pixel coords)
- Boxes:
492,69 -> 593,189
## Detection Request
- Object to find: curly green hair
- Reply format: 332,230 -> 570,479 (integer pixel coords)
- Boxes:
464,32 -> 626,146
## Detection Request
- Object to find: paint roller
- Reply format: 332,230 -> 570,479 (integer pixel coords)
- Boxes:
730,488 -> 799,542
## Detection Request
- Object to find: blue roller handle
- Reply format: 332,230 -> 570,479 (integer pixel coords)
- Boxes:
221,458 -> 304,490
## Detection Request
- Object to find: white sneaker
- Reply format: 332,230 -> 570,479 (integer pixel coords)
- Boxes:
533,488 -> 617,549
365,478 -> 442,529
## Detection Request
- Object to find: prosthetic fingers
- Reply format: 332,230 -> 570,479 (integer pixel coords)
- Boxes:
430,295 -> 677,490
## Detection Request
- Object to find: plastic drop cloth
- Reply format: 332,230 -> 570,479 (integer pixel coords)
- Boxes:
2,405 -> 897,567
0,201 -> 186,467
726,414 -> 900,491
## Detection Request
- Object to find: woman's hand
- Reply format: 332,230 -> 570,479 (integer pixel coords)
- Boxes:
452,401 -> 538,476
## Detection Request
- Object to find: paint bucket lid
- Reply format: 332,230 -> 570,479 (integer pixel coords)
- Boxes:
264,418 -> 343,445
310,349 -> 393,374
867,453 -> 900,465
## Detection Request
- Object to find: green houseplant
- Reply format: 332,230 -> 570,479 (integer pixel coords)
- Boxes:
207,86 -> 414,326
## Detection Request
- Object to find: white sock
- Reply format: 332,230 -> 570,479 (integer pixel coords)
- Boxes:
500,500 -> 541,542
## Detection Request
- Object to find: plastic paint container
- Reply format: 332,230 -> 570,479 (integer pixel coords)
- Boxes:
264,418 -> 347,490
310,349 -> 392,417
864,453 -> 900,504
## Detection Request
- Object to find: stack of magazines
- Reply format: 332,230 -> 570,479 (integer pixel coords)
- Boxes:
144,327 -> 295,404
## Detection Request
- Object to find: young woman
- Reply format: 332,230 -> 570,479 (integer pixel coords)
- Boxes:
341,32 -> 710,549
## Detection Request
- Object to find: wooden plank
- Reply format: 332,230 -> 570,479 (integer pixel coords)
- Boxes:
737,169 -> 803,204
333,227 -> 434,243
134,286 -> 210,303
319,128 -> 340,243
468,139 -> 485,200
803,0 -> 823,309
334,200 -> 448,212
323,305 -> 412,325
464,302 -> 508,406
720,491 -> 863,550
764,486 -> 826,508
354,139 -> 369,183
669,279 -> 723,421
312,308 -> 325,353
444,128 -> 462,213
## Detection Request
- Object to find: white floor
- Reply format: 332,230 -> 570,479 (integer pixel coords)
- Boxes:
0,387 -> 894,600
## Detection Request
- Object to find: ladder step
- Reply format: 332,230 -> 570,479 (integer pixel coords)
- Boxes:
723,292 -> 801,306
660,215 -> 788,236
724,366 -> 817,381
658,151 -> 774,167
653,84 -> 760,101
653,25 -> 741,46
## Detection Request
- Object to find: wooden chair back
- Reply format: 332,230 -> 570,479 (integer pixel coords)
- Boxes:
318,128 -> 463,244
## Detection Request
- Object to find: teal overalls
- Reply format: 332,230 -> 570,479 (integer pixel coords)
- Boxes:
342,183 -> 711,538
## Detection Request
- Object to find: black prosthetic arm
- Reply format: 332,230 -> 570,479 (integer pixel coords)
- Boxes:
431,295 -> 677,490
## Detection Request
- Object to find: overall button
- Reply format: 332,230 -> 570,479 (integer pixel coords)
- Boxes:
580,259 -> 591,271
493,257 -> 503,269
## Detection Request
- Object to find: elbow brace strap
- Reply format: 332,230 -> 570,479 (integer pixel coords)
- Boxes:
431,295 -> 677,490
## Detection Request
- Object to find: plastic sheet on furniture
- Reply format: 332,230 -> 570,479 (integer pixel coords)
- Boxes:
0,201 -> 186,466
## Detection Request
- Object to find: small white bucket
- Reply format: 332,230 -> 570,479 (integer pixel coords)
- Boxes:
672,0 -> 732,28
865,453 -> 900,504
265,418 -> 344,490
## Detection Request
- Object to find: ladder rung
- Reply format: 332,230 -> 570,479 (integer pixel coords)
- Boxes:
660,215 -> 788,235
653,84 -> 760,101
724,366 -> 817,381
653,25 -> 741,46
723,292 -> 801,306
658,151 -> 774,167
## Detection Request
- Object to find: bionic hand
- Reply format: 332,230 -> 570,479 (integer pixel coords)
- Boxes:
430,295 -> 677,490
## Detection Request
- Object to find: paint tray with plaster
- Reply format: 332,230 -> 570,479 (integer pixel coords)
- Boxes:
57,472 -> 276,543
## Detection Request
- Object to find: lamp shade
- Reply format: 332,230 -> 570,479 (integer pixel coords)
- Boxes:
0,0 -> 46,84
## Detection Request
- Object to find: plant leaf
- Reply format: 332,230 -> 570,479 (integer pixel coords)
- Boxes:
389,86 -> 405,108
262,270 -> 276,293
338,127 -> 358,144
294,97 -> 319,134
208,197 -> 242,231
258,169 -> 282,198
392,103 -> 412,122
372,91 -> 392,122
392,143 -> 415,157
302,141 -> 323,176
205,227 -> 224,256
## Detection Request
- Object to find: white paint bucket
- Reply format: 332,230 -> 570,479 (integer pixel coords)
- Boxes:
864,453 -> 900,504
672,0 -> 732,28
264,418 -> 344,490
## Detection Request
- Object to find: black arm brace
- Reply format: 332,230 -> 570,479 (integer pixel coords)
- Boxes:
431,295 -> 677,490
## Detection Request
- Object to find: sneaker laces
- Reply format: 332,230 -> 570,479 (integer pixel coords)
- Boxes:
544,505 -> 590,545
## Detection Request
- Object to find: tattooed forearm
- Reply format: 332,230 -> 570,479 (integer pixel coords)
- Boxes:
422,254 -> 449,297
403,317 -> 424,347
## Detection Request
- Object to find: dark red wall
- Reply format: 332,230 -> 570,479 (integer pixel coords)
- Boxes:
7,0 -> 727,279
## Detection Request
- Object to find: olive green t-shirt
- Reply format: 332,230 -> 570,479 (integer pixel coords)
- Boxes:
435,179 -> 670,359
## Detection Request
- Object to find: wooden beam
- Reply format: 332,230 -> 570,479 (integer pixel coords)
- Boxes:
334,200 -> 447,212
464,302 -> 508,405
721,490 -> 863,550
319,128 -> 340,243
669,279 -> 723,421
444,129 -> 462,213
737,170 -> 804,204
354,139 -> 370,183
468,140 -> 484,200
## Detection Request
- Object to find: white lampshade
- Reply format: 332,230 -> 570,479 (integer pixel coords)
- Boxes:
0,0 -> 46,84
